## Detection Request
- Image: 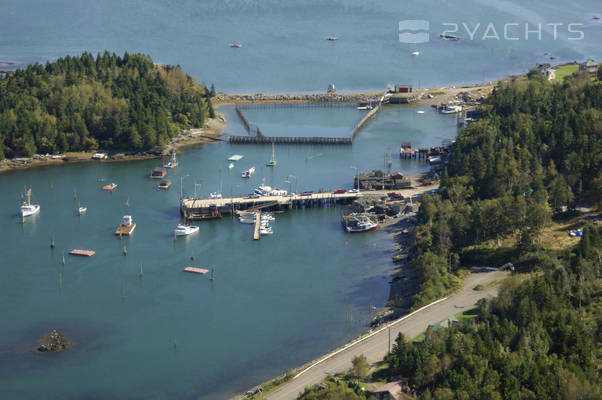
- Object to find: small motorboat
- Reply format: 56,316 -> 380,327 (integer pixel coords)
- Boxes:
78,206 -> 87,215
164,151 -> 178,168
412,51 -> 420,56
158,180 -> 172,190
210,192 -> 222,199
416,110 -> 425,114
230,43 -> 243,48
174,225 -> 200,236
228,162 -> 234,169
102,183 -> 118,191
241,166 -> 255,178
327,36 -> 338,41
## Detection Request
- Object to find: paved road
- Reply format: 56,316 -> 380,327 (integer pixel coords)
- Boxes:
267,271 -> 507,400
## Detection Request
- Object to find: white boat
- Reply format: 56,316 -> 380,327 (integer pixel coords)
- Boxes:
228,154 -> 244,161
228,163 -> 234,169
260,227 -> 273,235
254,184 -> 272,196
343,214 -> 378,233
174,225 -> 200,236
230,43 -> 242,48
412,51 -> 420,56
20,189 -> 40,217
416,110 -> 425,114
210,192 -> 222,199
357,105 -> 373,110
241,166 -> 255,178
78,206 -> 87,215
440,105 -> 462,114
266,143 -> 277,167
164,151 -> 178,168
261,214 -> 275,222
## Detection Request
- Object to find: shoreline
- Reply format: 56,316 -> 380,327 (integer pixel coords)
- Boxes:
0,112 -> 227,175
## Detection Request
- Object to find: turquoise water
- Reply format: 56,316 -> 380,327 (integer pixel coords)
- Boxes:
0,105 -> 457,399
1,1 -> 601,92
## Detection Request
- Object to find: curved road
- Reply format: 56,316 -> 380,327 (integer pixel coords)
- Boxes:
267,270 -> 507,400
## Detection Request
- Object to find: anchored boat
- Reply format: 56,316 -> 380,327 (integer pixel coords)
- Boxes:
158,179 -> 172,190
150,167 -> 167,179
20,188 -> 40,217
115,215 -> 136,236
241,166 -> 255,178
174,224 -> 199,236
164,151 -> 178,168
266,143 -> 277,166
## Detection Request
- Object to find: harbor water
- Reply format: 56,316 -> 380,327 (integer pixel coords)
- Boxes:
1,0 -> 601,93
1,105 -> 457,399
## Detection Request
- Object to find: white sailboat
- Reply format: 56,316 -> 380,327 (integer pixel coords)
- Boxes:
266,143 -> 277,167
164,150 -> 178,168
21,188 -> 40,217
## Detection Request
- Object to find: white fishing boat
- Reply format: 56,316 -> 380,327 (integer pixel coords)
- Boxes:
342,214 -> 378,233
20,188 -> 40,217
440,105 -> 462,114
210,192 -> 222,199
78,206 -> 87,215
416,110 -> 425,114
254,184 -> 272,196
412,51 -> 420,56
266,143 -> 277,167
228,162 -> 234,169
241,166 -> 255,178
174,225 -> 200,236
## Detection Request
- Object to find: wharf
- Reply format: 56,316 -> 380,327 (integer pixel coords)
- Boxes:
180,186 -> 436,220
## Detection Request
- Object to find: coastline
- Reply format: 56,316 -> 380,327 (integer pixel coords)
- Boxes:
0,112 -> 227,175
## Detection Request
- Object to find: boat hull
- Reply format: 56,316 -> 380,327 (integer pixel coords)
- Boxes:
21,204 -> 40,217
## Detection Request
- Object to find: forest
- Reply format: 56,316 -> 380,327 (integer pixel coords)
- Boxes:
384,226 -> 601,400
0,52 -> 215,158
409,69 -> 602,307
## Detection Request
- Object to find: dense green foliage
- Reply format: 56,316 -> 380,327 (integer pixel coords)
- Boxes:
385,226 -> 601,400
297,376 -> 373,400
0,52 -> 214,158
409,71 -> 602,307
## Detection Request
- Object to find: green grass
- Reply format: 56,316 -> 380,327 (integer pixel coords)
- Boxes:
554,64 -> 579,80
456,307 -> 479,321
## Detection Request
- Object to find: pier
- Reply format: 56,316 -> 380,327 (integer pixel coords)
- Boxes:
181,192 -> 360,220
229,136 -> 352,145
180,185 -> 437,220
253,212 -> 261,240
350,92 -> 387,140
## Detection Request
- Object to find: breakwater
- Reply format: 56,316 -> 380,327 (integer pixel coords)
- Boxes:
216,92 -> 382,104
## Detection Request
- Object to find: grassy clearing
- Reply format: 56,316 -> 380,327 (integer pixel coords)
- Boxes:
456,307 -> 479,321
554,64 -> 579,80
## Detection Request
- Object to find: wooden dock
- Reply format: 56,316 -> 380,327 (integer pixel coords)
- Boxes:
229,135 -> 352,145
253,212 -> 261,240
69,249 -> 95,257
115,223 -> 136,235
184,267 -> 209,274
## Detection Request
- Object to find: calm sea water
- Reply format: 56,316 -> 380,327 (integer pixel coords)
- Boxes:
0,105 -> 458,399
1,1 -> 601,92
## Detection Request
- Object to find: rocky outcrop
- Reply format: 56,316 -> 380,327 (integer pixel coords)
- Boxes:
36,330 -> 71,353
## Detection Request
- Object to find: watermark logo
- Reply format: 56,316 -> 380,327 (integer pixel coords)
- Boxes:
399,20 -> 430,43
399,21 -> 584,42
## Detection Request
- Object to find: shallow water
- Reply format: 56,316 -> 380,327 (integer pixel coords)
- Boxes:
0,104 -> 457,399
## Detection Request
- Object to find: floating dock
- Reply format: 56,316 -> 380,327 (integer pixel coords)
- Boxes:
115,223 -> 136,236
69,249 -> 95,257
253,212 -> 261,240
184,267 -> 209,274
